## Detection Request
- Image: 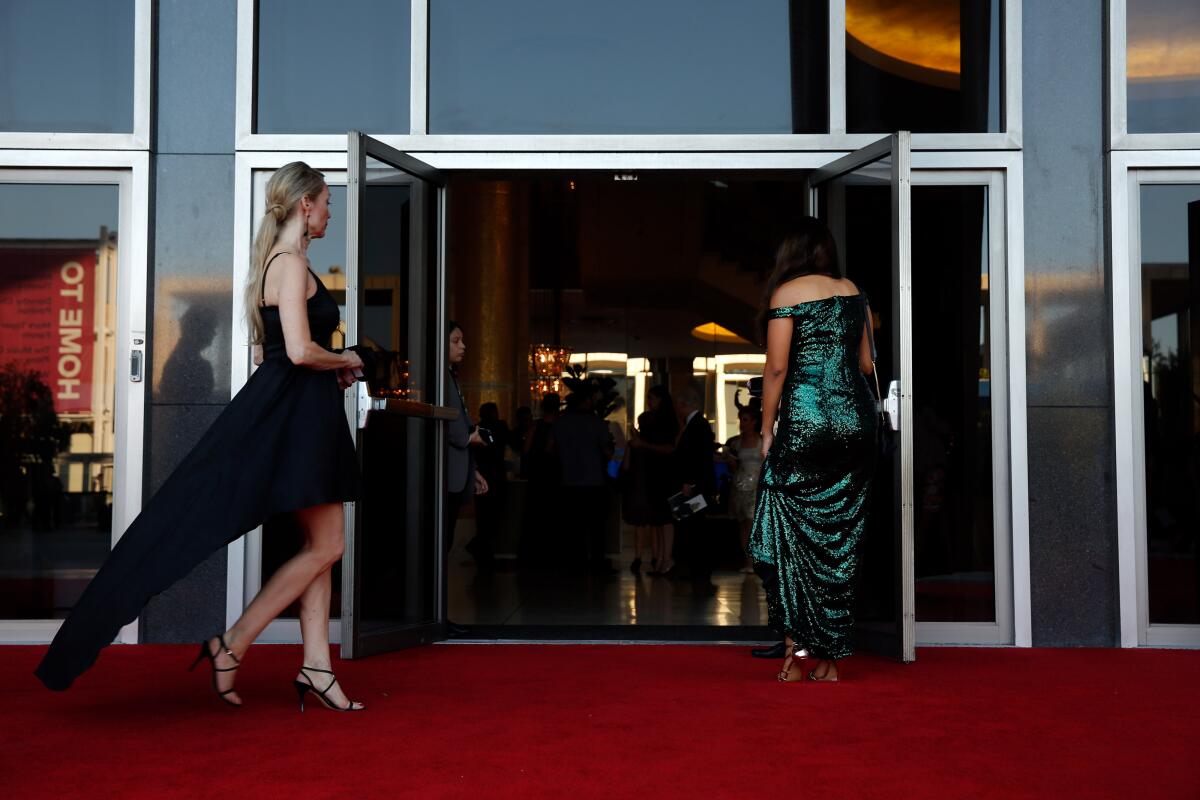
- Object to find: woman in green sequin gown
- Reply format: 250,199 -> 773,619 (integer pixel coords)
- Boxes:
749,219 -> 878,683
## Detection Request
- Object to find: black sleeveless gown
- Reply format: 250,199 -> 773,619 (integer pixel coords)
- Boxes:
35,268 -> 360,690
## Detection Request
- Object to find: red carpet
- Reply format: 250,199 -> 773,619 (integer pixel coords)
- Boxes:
4,644 -> 1199,799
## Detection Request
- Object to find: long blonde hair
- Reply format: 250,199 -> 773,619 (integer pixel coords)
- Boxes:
245,161 -> 326,344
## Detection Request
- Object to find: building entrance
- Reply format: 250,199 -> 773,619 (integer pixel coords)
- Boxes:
329,134 -> 1012,657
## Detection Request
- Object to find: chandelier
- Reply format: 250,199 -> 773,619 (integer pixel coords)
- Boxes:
529,343 -> 572,401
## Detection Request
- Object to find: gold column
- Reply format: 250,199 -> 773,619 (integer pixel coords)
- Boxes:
448,180 -> 530,423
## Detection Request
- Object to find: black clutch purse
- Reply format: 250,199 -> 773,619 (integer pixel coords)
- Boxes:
343,343 -> 379,379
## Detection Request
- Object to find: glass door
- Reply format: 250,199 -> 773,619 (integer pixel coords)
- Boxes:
341,133 -> 447,658
807,133 -> 916,662
0,170 -> 145,643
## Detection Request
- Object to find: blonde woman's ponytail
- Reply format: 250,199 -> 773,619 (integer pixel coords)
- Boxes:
244,162 -> 326,344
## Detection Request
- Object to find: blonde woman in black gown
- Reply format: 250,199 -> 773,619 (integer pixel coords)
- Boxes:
36,162 -> 367,711
750,218 -> 878,683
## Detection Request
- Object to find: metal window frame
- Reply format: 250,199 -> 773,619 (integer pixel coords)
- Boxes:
236,0 -> 1022,152
910,169 -> 1016,646
227,148 -> 1030,648
0,151 -> 151,643
1108,0 -> 1200,150
1111,150 -> 1200,648
0,0 -> 152,150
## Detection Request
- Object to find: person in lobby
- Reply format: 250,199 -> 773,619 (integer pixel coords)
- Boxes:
36,161 -> 367,710
446,322 -> 490,624
670,384 -> 718,596
750,217 -> 879,682
550,388 -> 615,573
722,394 -> 764,574
518,392 -> 560,567
510,404 -> 534,477
469,401 -> 509,568
623,385 -> 678,575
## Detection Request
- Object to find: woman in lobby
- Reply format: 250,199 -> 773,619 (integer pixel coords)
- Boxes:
624,385 -> 678,575
445,320 -> 490,566
750,217 -> 879,683
37,162 -> 368,711
722,394 -> 763,573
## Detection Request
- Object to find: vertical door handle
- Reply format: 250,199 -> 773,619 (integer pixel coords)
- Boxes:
130,336 -> 145,382
884,380 -> 901,432
357,380 -> 371,429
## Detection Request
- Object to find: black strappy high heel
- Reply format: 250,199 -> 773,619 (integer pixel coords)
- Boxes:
293,666 -> 365,712
189,634 -> 241,706
777,643 -> 801,682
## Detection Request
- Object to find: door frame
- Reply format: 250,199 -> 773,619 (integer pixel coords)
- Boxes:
227,149 -> 1031,648
0,151 -> 151,643
341,132 -> 448,657
1111,151 -> 1200,648
808,132 -> 915,661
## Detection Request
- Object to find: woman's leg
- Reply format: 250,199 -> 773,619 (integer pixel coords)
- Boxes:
660,523 -> 675,572
295,562 -> 363,709
211,503 -> 346,704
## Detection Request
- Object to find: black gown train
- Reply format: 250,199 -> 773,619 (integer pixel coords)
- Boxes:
36,265 -> 360,690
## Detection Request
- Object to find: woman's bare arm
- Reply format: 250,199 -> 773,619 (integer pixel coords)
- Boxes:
859,307 -> 875,375
760,315 -> 793,441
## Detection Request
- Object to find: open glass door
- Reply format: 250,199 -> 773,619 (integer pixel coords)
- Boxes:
807,133 -> 915,662
341,132 -> 448,658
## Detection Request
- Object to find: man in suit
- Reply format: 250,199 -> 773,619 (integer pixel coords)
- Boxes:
671,384 -> 717,596
551,390 -> 615,573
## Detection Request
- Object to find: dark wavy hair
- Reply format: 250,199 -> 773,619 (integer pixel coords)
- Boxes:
755,217 -> 841,343
447,319 -> 462,376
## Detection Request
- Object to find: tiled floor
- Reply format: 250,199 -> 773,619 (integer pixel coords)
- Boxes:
447,521 -> 769,628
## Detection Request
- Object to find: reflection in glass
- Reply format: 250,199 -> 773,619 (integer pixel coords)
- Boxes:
0,0 -> 135,133
1127,0 -> 1200,133
833,180 -> 997,625
911,186 -> 994,622
846,0 -> 1001,133
256,0 -> 411,134
0,184 -> 120,619
354,159 -> 440,637
1139,183 -> 1199,624
430,0 -> 826,134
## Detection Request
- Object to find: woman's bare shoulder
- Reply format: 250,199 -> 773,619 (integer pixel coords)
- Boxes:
770,275 -> 859,307
266,251 -> 308,276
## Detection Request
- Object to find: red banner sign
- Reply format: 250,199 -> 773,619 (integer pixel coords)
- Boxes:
0,247 -> 96,414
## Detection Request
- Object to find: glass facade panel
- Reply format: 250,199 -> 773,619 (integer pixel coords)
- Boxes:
911,186 -> 995,622
256,0 -> 411,134
1139,183 -> 1199,625
429,0 -> 826,134
1127,0 -> 1200,133
0,0 -> 135,133
846,0 -> 1001,133
0,183 -> 121,619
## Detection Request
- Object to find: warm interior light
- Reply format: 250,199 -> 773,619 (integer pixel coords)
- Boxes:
846,0 -> 961,82
690,322 -> 751,345
529,343 -> 573,402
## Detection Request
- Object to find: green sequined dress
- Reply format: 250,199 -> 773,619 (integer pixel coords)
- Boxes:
749,294 -> 877,660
